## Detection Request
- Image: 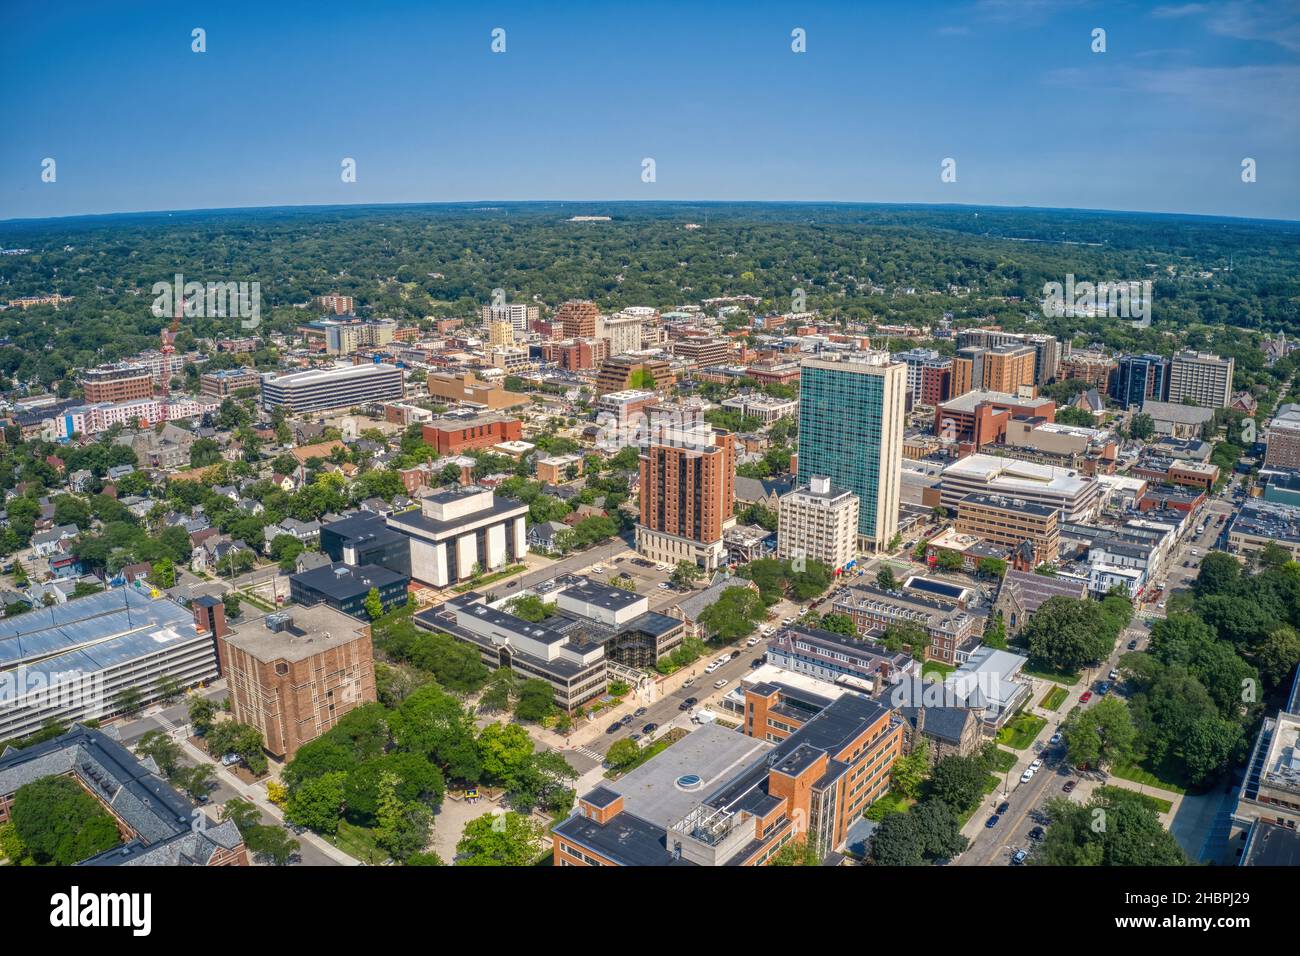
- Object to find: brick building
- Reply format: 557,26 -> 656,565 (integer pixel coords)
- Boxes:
422,412 -> 522,454
216,603 -> 377,760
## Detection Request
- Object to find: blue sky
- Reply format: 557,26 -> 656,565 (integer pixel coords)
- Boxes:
1,0 -> 1297,220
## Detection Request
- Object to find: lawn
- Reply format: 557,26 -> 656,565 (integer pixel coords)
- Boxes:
1097,785 -> 1174,815
921,659 -> 956,680
326,820 -> 387,864
1021,664 -> 1080,685
988,747 -> 1017,774
1038,686 -> 1068,711
863,789 -> 914,821
1111,758 -> 1189,796
996,714 -> 1048,750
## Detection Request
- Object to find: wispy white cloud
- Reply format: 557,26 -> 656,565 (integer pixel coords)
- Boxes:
1151,1 -> 1300,54
1047,62 -> 1300,126
1152,4 -> 1210,18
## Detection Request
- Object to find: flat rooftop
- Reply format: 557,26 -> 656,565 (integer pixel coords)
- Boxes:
222,604 -> 369,663
605,723 -> 773,831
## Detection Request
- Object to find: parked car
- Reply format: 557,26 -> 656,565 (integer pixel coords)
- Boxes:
634,707 -> 647,717
1097,682 -> 1111,696
629,733 -> 641,742
1020,769 -> 1034,783
745,636 -> 760,647
996,801 -> 1010,815
1028,826 -> 1045,841
1062,780 -> 1076,794
221,753 -> 241,767
751,658 -> 764,668
714,678 -> 729,689
1049,733 -> 1062,745
682,677 -> 695,687
591,565 -> 604,574
643,723 -> 658,734
985,815 -> 1000,829
1029,758 -> 1043,772
605,723 -> 622,735
1108,669 -> 1119,681
1127,639 -> 1138,650
730,650 -> 741,660
683,696 -> 698,707
1011,849 -> 1028,865
1079,691 -> 1093,703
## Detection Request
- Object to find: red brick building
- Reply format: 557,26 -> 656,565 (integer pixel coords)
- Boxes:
421,413 -> 522,454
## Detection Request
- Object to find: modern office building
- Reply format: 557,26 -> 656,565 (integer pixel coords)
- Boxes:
1112,354 -> 1170,410
81,362 -> 155,403
920,358 -> 954,406
556,299 -> 599,339
894,348 -> 948,403
1225,667 -> 1300,863
934,390 -> 1057,448
1265,404 -> 1300,470
414,576 -> 683,710
552,692 -> 904,865
637,424 -> 735,570
1168,351 -> 1234,409
777,477 -> 859,572
597,312 -> 648,355
289,562 -> 410,619
260,362 -> 403,412
797,352 -> 906,551
0,724 -> 248,866
387,486 -> 528,587
200,366 -> 263,400
217,605 -> 377,760
320,512 -> 412,577
425,370 -> 529,410
929,453 -> 1103,522
0,588 -> 220,743
953,492 -> 1061,565
672,337 -> 731,368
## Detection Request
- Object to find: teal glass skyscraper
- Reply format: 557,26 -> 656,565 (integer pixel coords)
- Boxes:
796,353 -> 906,551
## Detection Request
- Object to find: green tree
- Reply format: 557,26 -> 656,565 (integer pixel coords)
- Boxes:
671,561 -> 703,588
606,738 -> 641,771
513,679 -> 556,722
927,754 -> 986,814
364,586 -> 384,621
10,776 -> 121,865
1062,696 -> 1138,771
876,566 -> 899,591
285,770 -> 347,835
456,811 -> 545,866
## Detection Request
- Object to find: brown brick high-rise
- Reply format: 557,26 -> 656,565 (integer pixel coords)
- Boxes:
636,427 -> 734,570
556,300 -> 599,339
218,604 -> 377,760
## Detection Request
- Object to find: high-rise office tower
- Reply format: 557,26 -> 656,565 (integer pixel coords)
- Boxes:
1113,354 -> 1170,410
797,352 -> 906,551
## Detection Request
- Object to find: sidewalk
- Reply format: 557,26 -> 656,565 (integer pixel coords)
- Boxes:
158,711 -> 360,866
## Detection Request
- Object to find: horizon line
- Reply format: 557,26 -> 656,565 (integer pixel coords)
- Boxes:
3,198 -> 1299,229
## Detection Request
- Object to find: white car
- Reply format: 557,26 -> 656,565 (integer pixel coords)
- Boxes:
1020,769 -> 1034,784
714,678 -> 729,689
657,582 -> 671,589
746,636 -> 760,647
1108,669 -> 1119,681
1029,758 -> 1043,772
591,565 -> 604,574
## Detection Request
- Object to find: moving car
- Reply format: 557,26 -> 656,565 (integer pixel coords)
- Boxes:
714,678 -> 729,689
591,565 -> 604,574
682,677 -> 695,687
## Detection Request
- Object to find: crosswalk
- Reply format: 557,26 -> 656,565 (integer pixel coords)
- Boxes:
572,746 -> 605,763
